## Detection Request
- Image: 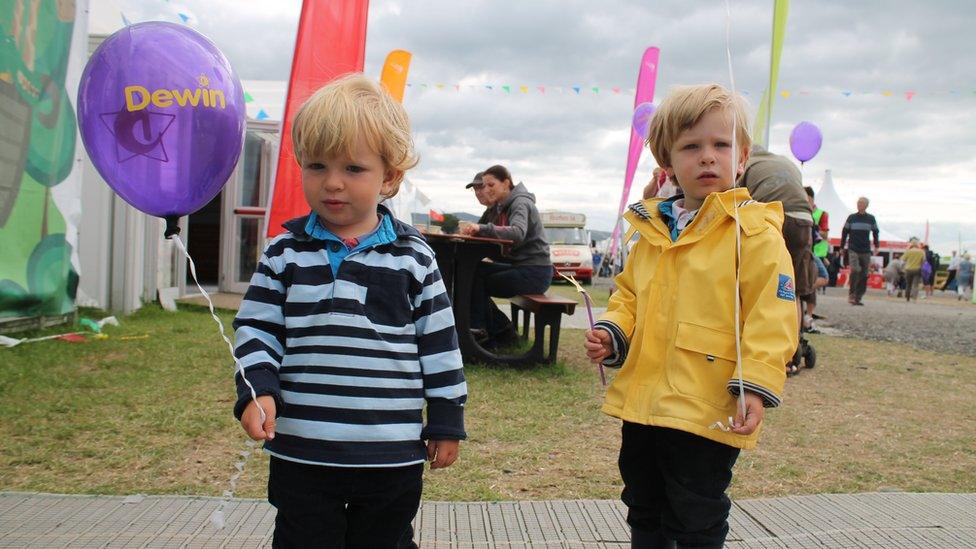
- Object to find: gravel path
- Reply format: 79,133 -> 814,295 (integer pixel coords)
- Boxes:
812,286 -> 976,356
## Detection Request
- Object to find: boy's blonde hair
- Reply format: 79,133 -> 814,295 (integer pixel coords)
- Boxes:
646,84 -> 751,169
291,73 -> 419,198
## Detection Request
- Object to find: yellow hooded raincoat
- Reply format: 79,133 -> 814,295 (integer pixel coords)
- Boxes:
596,188 -> 798,449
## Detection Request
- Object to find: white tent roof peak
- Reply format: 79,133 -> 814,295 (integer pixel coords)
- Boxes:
814,169 -> 906,243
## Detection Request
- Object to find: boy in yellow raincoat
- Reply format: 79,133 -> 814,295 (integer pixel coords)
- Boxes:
585,84 -> 798,548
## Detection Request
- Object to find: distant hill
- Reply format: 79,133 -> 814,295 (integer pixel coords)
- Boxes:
589,229 -> 611,242
452,212 -> 481,222
410,211 -> 482,225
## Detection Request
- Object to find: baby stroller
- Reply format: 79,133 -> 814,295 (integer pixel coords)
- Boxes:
788,332 -> 817,375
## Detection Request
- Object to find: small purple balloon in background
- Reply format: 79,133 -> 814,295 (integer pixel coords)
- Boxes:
789,121 -> 823,164
632,102 -> 656,140
77,22 -> 245,221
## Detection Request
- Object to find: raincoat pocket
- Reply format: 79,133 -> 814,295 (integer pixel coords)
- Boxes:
670,321 -> 737,408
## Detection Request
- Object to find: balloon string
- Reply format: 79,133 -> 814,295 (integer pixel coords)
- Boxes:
170,235 -> 266,423
168,234 -> 265,529
725,0 -> 748,426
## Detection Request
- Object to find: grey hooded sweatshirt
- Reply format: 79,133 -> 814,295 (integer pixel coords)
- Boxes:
477,183 -> 552,267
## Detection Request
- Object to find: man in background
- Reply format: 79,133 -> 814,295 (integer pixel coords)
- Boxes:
840,197 -> 880,306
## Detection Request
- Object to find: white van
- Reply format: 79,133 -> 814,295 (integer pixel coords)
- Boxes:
541,211 -> 593,284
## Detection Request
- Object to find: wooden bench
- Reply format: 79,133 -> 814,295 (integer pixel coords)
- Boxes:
508,293 -> 578,364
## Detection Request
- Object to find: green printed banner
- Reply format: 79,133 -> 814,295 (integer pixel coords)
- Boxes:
0,1 -> 81,321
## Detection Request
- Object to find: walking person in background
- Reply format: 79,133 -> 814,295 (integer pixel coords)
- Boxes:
921,245 -> 940,299
805,186 -> 829,296
884,253 -> 905,297
940,250 -> 959,292
840,197 -> 880,306
901,240 -> 925,302
957,253 -> 974,301
827,251 -> 841,288
806,187 -> 830,259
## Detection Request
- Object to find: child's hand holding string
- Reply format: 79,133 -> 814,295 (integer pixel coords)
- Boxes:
731,392 -> 764,435
584,328 -> 613,363
241,395 -> 277,441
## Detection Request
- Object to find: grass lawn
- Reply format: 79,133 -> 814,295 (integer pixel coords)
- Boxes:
491,280 -> 612,309
544,280 -> 611,308
1,305 -> 974,500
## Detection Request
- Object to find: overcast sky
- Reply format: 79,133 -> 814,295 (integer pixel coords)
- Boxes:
102,0 -> 976,252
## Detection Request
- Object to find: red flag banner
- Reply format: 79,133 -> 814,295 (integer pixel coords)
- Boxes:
266,0 -> 370,237
429,209 -> 445,222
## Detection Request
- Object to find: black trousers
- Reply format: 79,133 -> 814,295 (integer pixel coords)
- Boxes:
268,456 -> 423,549
470,262 -> 552,337
619,422 -> 740,549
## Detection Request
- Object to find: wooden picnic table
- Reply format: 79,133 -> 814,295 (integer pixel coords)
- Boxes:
422,231 -> 510,364
423,231 -> 578,366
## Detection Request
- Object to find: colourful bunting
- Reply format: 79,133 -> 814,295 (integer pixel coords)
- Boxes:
256,109 -> 268,120
243,91 -> 254,103
396,84 -> 967,101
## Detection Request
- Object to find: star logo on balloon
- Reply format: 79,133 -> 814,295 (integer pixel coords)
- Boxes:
99,106 -> 176,163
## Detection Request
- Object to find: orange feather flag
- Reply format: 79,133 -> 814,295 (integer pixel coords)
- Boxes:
380,49 -> 412,103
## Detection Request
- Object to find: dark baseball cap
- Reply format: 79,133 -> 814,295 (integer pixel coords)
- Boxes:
465,171 -> 484,189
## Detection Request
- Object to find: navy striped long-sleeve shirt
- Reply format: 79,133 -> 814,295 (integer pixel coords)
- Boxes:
232,207 -> 467,467
840,212 -> 879,253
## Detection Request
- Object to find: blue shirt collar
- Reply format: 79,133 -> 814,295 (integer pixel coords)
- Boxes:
303,212 -> 398,250
658,196 -> 683,241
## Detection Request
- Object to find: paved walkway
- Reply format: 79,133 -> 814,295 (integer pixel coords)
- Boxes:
3,492 -> 975,547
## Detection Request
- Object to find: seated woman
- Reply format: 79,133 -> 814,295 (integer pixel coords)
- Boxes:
460,165 -> 553,348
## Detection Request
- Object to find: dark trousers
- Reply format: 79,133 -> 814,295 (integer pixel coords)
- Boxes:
470,262 -> 552,336
847,251 -> 872,302
268,456 -> 423,549
904,269 -> 921,301
619,423 -> 740,549
940,269 -> 957,290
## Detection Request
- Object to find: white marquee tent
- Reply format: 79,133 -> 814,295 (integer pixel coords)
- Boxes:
814,170 -> 907,245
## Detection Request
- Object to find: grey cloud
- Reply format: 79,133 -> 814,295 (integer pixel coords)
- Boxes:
115,0 -> 975,250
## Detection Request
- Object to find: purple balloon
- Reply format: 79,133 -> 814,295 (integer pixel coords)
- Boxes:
789,121 -> 823,163
632,102 -> 656,139
78,22 -> 245,218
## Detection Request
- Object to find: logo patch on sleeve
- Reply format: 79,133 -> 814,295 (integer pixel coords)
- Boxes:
776,274 -> 796,301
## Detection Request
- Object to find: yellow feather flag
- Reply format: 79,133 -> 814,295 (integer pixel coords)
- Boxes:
380,49 -> 412,103
752,0 -> 789,148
